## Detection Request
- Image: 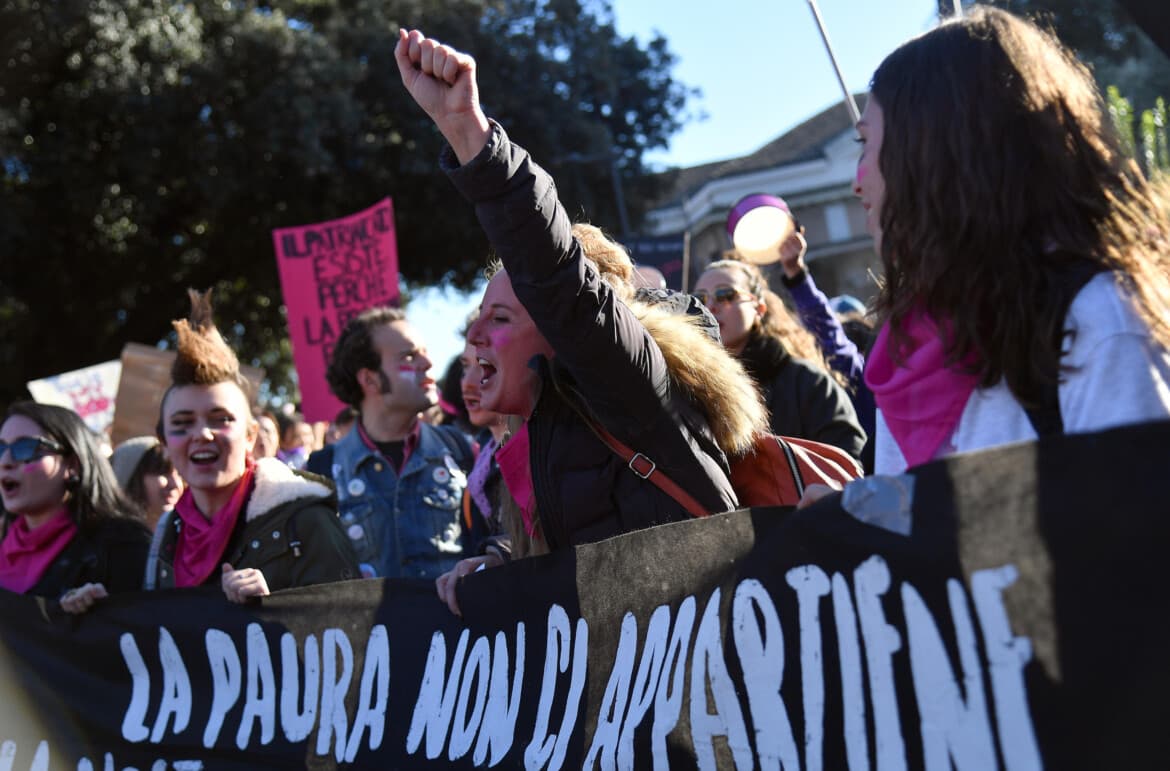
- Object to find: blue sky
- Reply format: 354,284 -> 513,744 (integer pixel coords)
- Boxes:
613,0 -> 940,168
412,0 -> 942,376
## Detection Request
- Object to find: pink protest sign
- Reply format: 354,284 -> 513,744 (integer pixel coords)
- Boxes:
272,198 -> 400,422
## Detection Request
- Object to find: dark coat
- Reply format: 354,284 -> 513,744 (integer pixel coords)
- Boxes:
25,517 -> 150,598
150,458 -> 359,591
739,332 -> 868,461
443,123 -> 764,549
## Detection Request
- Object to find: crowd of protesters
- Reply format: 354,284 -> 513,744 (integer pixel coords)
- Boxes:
1,6 -> 1168,619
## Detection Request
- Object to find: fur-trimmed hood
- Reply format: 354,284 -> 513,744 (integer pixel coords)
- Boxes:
244,458 -> 334,523
630,299 -> 767,457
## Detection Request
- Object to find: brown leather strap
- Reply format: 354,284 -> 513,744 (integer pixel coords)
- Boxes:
589,421 -> 711,518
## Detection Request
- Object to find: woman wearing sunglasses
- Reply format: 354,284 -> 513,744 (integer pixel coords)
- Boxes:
694,259 -> 866,461
0,402 -> 150,613
147,290 -> 359,602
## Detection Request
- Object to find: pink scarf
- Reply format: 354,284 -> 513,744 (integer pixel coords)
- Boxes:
172,462 -> 256,587
495,425 -> 538,537
865,308 -> 981,468
0,508 -> 78,594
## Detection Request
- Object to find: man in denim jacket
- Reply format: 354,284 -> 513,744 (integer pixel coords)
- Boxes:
315,306 -> 472,580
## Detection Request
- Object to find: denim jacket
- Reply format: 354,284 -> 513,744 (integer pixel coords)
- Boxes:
331,422 -> 470,580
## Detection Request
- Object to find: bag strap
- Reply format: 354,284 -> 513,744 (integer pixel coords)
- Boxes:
587,419 -> 711,518
772,435 -> 806,499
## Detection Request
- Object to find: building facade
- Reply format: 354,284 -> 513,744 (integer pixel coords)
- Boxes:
640,98 -> 880,303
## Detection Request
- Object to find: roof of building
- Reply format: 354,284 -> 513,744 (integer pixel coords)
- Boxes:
649,94 -> 865,209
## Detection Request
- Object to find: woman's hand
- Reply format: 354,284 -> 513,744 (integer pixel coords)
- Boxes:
60,582 -> 108,614
778,231 -> 809,279
435,554 -> 503,617
221,563 -> 270,604
394,28 -> 491,165
797,483 -> 839,509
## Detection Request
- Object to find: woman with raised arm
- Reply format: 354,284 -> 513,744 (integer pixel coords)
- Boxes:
395,29 -> 768,613
853,7 -> 1170,476
147,290 -> 359,601
0,402 -> 149,613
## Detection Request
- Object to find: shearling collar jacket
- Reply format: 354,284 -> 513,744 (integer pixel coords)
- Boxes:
149,458 -> 359,591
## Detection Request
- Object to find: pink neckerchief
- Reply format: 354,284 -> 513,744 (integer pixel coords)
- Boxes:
0,508 -> 77,594
495,425 -> 538,537
172,461 -> 256,587
864,307 -> 981,468
355,418 -> 421,473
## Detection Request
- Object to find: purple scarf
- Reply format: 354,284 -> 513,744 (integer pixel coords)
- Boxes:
467,436 -> 498,521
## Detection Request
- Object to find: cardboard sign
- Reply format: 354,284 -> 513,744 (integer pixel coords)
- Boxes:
110,344 -> 265,446
271,199 -> 400,422
26,360 -> 122,434
1,421 -> 1168,768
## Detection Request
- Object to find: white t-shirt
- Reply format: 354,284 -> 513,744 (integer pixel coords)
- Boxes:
874,273 -> 1170,475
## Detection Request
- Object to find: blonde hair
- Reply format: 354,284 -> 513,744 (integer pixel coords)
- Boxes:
573,223 -> 633,294
499,415 -> 547,559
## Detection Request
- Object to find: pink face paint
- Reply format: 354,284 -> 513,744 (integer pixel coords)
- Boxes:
397,365 -> 421,384
856,164 -> 868,186
489,329 -> 512,348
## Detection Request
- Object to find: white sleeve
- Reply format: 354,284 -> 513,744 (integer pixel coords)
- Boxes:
872,408 -> 909,475
1059,275 -> 1170,433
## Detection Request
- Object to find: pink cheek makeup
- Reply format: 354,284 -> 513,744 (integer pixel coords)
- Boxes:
856,164 -> 868,187
489,329 -> 512,351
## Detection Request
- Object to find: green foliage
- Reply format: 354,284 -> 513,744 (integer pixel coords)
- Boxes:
1107,85 -> 1136,157
987,0 -> 1170,118
0,0 -> 694,405
1106,87 -> 1169,176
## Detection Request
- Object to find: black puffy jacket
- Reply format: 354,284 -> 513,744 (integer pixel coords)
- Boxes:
443,123 -> 765,549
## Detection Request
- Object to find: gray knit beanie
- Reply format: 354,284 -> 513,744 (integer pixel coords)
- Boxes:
109,436 -> 159,490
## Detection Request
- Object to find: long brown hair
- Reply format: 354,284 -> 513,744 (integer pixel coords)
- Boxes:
870,6 -> 1170,405
705,257 -> 846,386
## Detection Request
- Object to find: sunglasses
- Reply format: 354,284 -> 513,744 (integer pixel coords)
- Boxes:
694,287 -> 752,308
0,437 -> 65,464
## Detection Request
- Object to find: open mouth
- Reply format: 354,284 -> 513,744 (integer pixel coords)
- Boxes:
477,357 -> 497,386
0,479 -> 19,496
189,448 -> 220,467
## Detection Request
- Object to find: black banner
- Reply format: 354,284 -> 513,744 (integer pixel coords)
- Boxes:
625,235 -> 690,291
2,421 -> 1168,769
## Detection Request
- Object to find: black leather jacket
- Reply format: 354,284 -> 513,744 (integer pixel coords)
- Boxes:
23,517 -> 149,598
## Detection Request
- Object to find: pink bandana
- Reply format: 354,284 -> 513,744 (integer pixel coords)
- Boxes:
0,508 -> 78,594
495,425 -> 538,537
172,461 -> 256,587
865,307 -> 981,468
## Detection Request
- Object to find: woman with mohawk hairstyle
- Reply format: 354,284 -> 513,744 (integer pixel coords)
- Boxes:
147,290 -> 359,601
